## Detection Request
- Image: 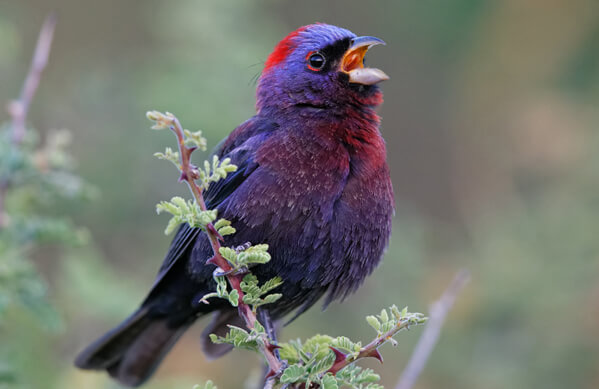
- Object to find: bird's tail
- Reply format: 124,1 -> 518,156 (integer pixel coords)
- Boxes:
74,307 -> 193,387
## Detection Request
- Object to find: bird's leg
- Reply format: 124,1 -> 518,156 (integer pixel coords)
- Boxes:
258,308 -> 279,346
257,308 -> 284,389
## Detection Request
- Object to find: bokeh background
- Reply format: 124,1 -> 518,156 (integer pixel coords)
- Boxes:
1,0 -> 599,388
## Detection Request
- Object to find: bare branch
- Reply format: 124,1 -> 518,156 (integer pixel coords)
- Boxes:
395,269 -> 471,389
7,13 -> 57,144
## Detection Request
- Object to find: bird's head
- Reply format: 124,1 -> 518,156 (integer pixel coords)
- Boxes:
256,23 -> 388,115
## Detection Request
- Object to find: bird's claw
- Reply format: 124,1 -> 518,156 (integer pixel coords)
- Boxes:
212,267 -> 233,277
232,266 -> 249,276
234,242 -> 252,253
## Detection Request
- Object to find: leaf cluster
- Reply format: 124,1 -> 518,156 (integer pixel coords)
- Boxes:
281,366 -> 381,389
272,306 -> 426,388
240,274 -> 283,311
365,306 -> 426,343
199,272 -> 282,312
156,196 -> 218,235
196,155 -> 237,190
208,323 -> 263,352
277,335 -> 379,388
205,305 -> 426,388
148,110 -> 236,191
218,243 -> 272,268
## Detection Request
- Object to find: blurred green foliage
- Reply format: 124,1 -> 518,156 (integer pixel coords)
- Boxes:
0,124 -> 92,386
0,0 -> 598,388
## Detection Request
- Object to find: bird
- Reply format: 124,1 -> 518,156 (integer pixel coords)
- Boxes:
75,23 -> 394,387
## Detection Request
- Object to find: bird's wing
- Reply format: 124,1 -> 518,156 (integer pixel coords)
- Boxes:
151,117 -> 277,287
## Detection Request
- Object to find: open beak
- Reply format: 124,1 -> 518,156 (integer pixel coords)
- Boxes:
340,36 -> 389,85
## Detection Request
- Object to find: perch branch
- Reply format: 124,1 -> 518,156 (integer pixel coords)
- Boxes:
148,112 -> 283,381
327,312 -> 425,376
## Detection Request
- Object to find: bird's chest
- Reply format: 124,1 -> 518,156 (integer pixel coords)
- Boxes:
253,130 -> 392,231
241,133 -> 350,222
231,132 -> 391,281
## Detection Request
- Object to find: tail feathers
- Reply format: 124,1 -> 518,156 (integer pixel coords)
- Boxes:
75,308 -> 192,387
201,309 -> 246,359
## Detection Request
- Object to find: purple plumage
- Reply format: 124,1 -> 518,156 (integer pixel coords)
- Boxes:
75,23 -> 394,386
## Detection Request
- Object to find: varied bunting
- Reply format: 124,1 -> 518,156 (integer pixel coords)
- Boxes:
75,23 -> 394,387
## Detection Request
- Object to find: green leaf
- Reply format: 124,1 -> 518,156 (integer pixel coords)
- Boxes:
228,289 -> 239,307
249,243 -> 269,252
240,275 -> 261,297
195,209 -> 218,227
302,334 -> 335,360
146,110 -> 174,130
262,293 -> 282,304
280,365 -> 307,384
170,196 -> 188,210
380,320 -> 395,334
254,320 -> 265,334
215,276 -> 228,297
242,274 -> 258,284
391,306 -> 402,322
218,247 -> 238,265
260,276 -> 283,293
237,249 -> 271,265
156,197 -> 217,233
309,351 -> 335,374
209,325 -> 258,351
320,374 -> 339,389
379,308 -> 389,323
356,368 -> 380,384
183,129 -> 208,151
153,147 -> 180,165
163,217 -> 180,235
401,306 -> 408,318
332,336 -> 355,353
242,295 -> 260,305
213,218 -> 230,230
279,343 -> 300,364
366,315 -> 381,332
155,200 -> 179,216
218,226 -> 236,236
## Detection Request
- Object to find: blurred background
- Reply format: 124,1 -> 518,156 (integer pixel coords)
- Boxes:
1,0 -> 599,388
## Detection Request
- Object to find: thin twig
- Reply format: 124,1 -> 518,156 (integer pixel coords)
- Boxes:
395,269 -> 471,389
0,14 -> 57,228
326,312 -> 425,376
8,13 -> 57,145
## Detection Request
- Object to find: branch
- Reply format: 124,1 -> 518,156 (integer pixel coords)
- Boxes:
146,111 -> 283,380
327,309 -> 426,376
1,14 -> 57,228
395,269 -> 471,389
7,13 -> 57,145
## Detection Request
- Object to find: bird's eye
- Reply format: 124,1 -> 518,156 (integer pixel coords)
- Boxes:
307,52 -> 326,71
